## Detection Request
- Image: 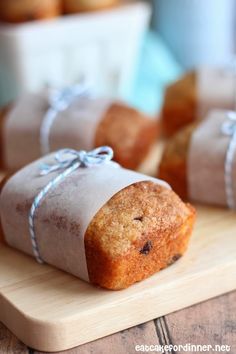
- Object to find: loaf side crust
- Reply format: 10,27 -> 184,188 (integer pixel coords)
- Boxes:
0,105 -> 12,171
161,72 -> 197,137
159,124 -> 195,200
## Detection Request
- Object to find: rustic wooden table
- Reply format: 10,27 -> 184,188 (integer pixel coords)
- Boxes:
1,291 -> 235,354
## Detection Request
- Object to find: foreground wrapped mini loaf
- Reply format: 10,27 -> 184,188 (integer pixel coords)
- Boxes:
0,89 -> 157,171
159,110 -> 236,209
0,147 -> 195,290
162,67 -> 236,136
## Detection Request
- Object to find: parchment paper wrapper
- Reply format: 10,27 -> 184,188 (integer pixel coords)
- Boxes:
197,67 -> 236,118
3,92 -> 112,170
188,109 -> 236,207
0,155 -> 169,281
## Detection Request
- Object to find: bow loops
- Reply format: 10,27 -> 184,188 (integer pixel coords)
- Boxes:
40,146 -> 114,176
29,146 -> 115,263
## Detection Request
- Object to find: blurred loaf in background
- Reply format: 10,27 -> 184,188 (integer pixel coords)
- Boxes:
0,95 -> 158,171
63,0 -> 119,14
159,123 -> 195,199
0,0 -> 120,23
0,0 -> 62,23
161,72 -> 196,137
161,67 -> 236,137
159,108 -> 236,209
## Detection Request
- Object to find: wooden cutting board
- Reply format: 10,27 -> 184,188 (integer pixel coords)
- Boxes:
0,147 -> 236,352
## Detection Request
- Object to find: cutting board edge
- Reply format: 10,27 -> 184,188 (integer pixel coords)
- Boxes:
1,258 -> 236,352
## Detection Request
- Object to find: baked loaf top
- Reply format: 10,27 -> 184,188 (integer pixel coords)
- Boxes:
0,0 -> 61,23
63,0 -> 119,13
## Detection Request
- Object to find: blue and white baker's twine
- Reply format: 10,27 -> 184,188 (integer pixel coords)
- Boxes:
29,146 -> 114,263
221,111 -> 236,209
40,84 -> 91,155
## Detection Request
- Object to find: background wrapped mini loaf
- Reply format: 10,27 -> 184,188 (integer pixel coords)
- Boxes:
161,67 -> 236,137
159,109 -> 236,209
0,92 -> 158,172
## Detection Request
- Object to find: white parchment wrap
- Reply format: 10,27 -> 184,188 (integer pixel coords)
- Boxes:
3,92 -> 112,170
0,156 -> 169,281
188,110 -> 236,207
197,67 -> 236,118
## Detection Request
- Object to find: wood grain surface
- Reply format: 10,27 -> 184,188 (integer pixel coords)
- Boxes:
0,291 -> 235,353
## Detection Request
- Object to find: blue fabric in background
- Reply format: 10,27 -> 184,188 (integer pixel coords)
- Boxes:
127,31 -> 183,116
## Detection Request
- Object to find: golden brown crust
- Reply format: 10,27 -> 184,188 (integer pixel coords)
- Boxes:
159,124 -> 195,200
63,0 -> 118,14
95,103 -> 158,169
85,181 -> 195,290
0,105 -> 11,170
0,109 -> 4,170
0,222 -> 5,244
161,72 -> 197,137
0,173 -> 9,244
0,0 -> 61,23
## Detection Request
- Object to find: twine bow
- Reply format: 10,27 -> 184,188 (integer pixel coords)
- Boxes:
29,146 -> 114,263
221,111 -> 236,209
40,84 -> 91,155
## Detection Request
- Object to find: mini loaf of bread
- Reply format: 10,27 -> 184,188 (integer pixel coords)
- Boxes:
63,0 -> 118,14
162,68 -> 236,137
159,109 -> 236,207
0,0 -> 61,23
0,150 -> 195,290
0,94 -> 157,172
